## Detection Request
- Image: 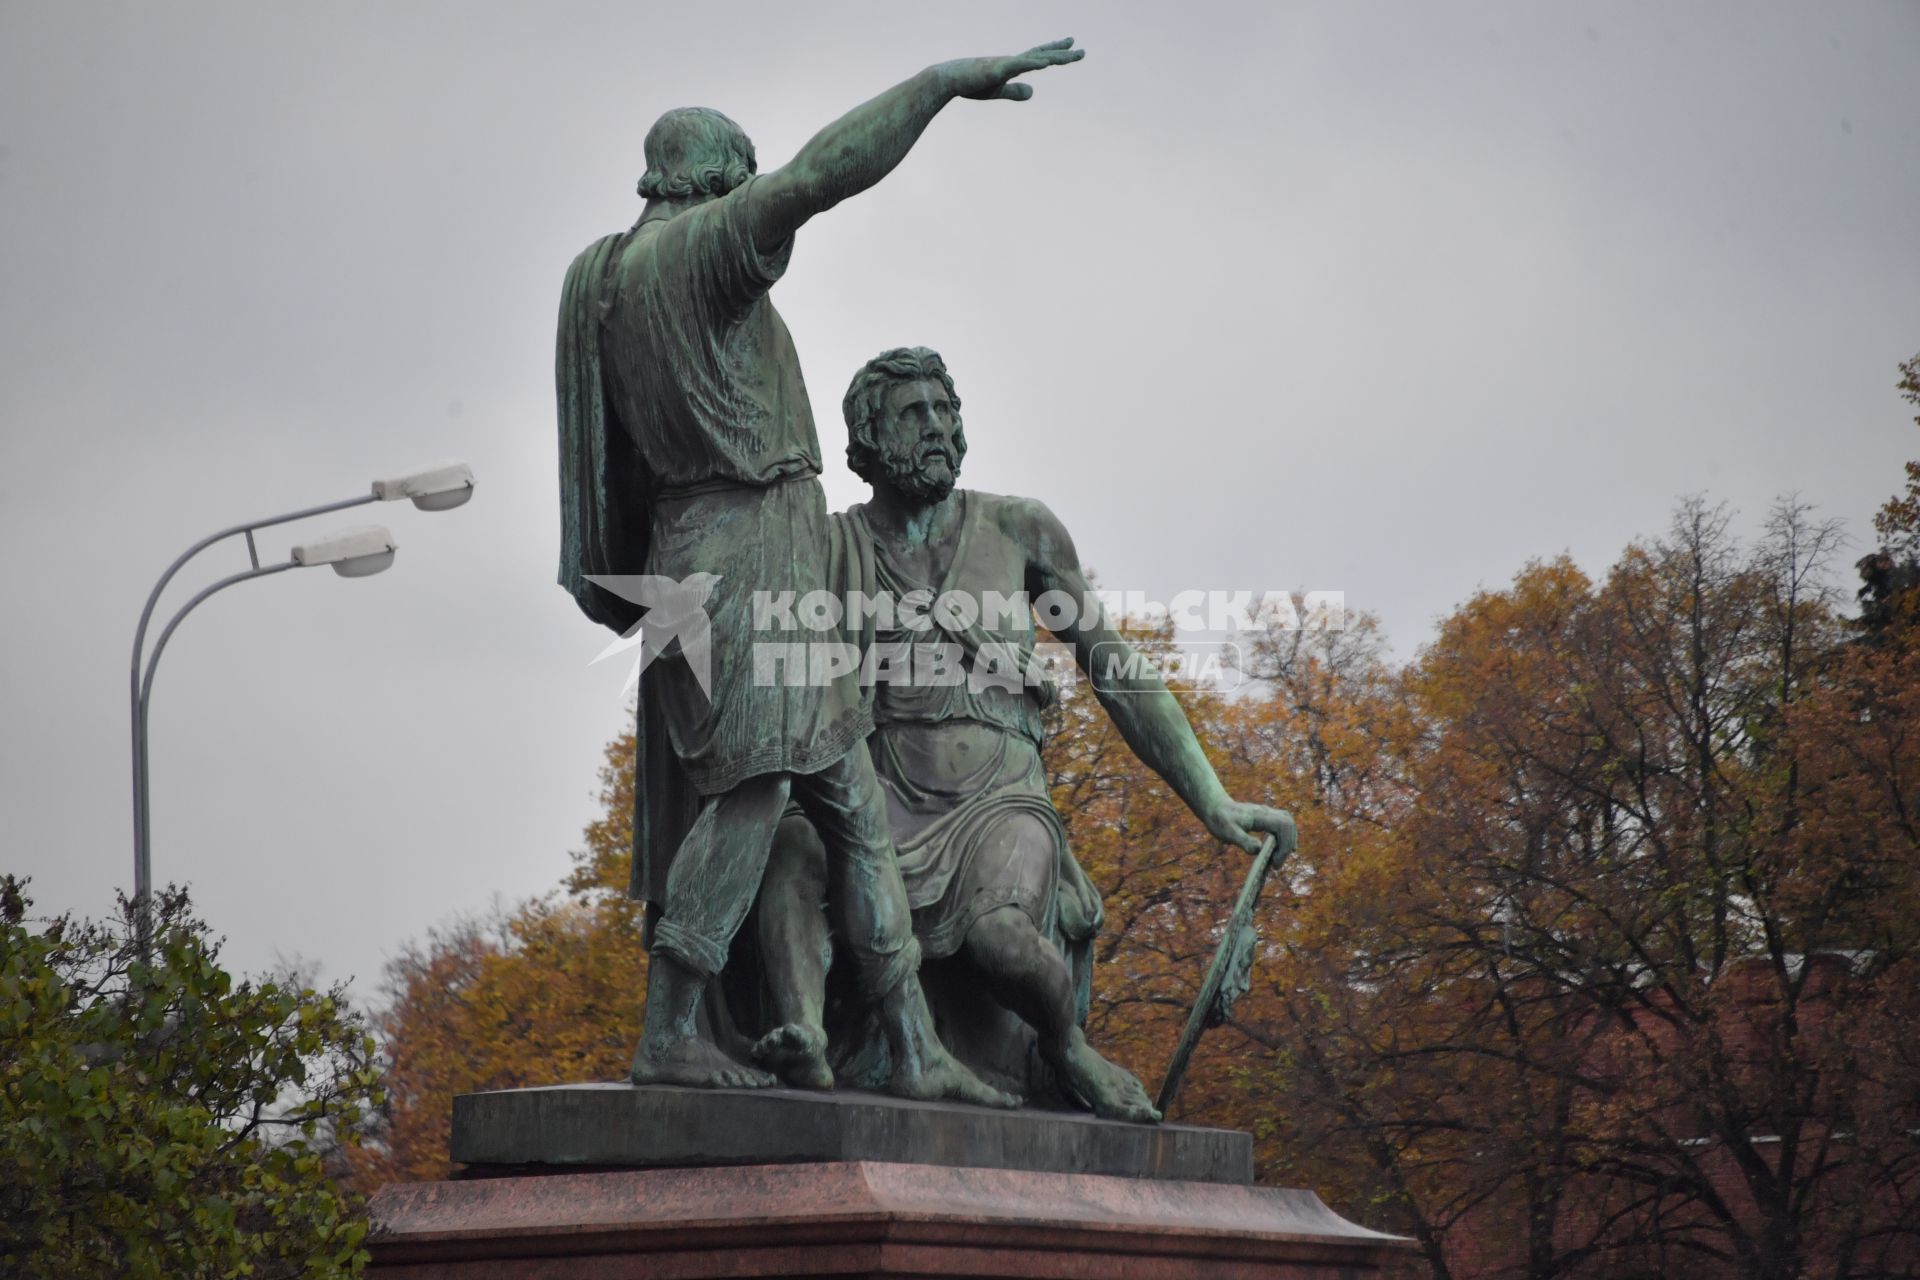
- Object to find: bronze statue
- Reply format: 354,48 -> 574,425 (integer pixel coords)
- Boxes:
556,44 -> 1084,1098
750,349 -> 1298,1122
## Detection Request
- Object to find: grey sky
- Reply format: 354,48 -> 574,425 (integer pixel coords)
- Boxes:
2,2 -> 1916,996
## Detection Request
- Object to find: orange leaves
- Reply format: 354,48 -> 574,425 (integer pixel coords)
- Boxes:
566,729 -> 639,905
343,735 -> 647,1189
1241,499 -> 1920,1276
341,897 -> 648,1188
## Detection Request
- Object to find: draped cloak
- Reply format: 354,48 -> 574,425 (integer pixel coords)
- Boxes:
554,178 -> 872,918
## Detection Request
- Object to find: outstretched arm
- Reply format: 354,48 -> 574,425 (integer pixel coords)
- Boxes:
749,38 -> 1085,252
1018,499 -> 1297,857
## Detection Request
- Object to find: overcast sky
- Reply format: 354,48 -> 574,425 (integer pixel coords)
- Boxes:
3,2 -> 1916,997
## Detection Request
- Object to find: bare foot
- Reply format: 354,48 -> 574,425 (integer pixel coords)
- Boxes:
890,1047 -> 1018,1109
752,1022 -> 834,1090
631,1030 -> 776,1089
1055,1033 -> 1161,1124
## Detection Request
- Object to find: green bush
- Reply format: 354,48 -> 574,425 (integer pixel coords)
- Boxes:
0,877 -> 383,1279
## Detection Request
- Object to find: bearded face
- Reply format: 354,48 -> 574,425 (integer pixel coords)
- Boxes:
878,433 -> 958,501
874,378 -> 963,502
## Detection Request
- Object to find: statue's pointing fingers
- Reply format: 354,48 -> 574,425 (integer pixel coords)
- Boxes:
943,37 -> 1086,102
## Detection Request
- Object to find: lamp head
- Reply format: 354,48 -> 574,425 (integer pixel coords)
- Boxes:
291,526 -> 397,578
372,461 -> 474,511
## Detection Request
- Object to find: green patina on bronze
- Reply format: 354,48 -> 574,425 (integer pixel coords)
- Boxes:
555,43 -> 1088,1103
555,43 -> 1298,1124
749,349 -> 1299,1123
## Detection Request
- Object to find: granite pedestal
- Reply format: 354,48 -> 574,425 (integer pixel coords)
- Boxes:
365,1084 -> 1413,1278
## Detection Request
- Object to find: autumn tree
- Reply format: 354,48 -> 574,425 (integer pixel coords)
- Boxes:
1855,353 -> 1920,637
1228,495 -> 1920,1280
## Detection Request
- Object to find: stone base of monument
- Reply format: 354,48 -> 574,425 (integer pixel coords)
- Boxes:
364,1084 -> 1411,1278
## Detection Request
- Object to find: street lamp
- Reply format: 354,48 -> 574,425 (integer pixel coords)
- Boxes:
129,462 -> 473,953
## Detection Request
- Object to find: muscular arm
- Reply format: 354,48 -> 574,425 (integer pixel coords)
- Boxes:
1017,499 -> 1296,856
749,39 -> 1084,252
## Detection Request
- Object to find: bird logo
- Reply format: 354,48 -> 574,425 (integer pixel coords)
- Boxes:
583,573 -> 722,703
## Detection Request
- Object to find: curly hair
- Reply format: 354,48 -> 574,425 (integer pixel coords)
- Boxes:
841,347 -> 966,486
636,107 -> 757,200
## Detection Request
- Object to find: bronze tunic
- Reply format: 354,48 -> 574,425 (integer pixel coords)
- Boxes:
598,177 -> 870,793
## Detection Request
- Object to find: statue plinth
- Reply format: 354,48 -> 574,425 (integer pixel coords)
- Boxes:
364,1085 -> 1412,1278
449,1082 -> 1252,1183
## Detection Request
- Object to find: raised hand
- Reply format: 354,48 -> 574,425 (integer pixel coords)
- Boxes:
938,37 -> 1086,102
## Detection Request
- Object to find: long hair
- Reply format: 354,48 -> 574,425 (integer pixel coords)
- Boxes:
841,347 -> 965,484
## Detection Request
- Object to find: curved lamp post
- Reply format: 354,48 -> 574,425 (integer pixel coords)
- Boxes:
129,462 -> 474,951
